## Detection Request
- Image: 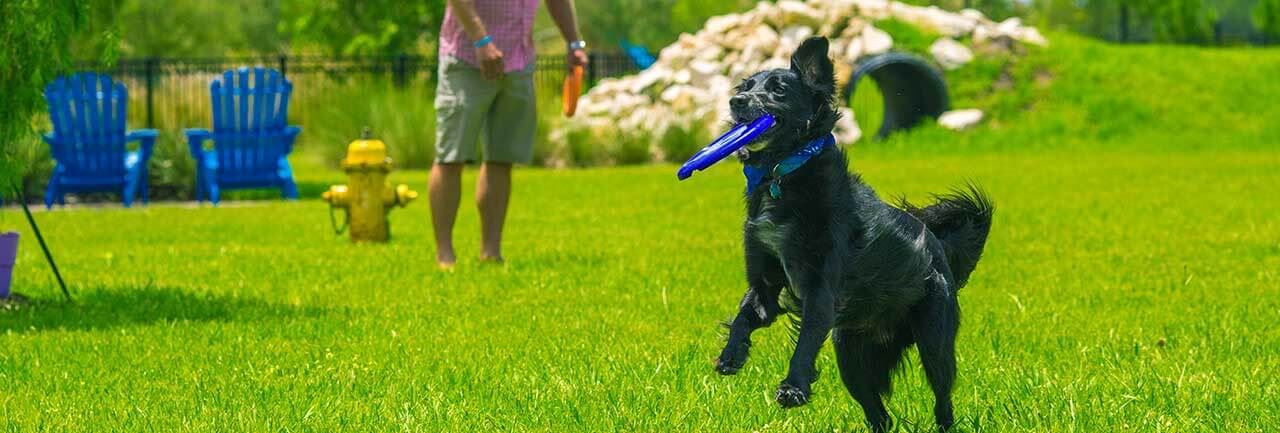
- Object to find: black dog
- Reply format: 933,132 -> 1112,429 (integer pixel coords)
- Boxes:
713,36 -> 994,433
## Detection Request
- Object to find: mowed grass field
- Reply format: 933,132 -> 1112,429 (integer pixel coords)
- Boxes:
3,36 -> 1280,431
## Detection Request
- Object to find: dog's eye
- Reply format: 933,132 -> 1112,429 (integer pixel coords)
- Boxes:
767,80 -> 787,95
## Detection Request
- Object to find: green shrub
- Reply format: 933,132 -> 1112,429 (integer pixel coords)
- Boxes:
300,77 -> 438,169
657,121 -> 711,164
871,19 -> 940,56
6,130 -> 54,201
565,125 -> 610,167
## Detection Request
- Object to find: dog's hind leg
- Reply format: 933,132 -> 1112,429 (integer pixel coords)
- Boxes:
716,239 -> 787,375
834,328 -> 911,433
911,293 -> 960,432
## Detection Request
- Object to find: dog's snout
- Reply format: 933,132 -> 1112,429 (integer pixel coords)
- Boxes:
730,94 -> 749,110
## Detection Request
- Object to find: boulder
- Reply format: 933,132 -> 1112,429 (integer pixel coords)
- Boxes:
1015,26 -> 1048,46
672,69 -> 692,84
938,109 -> 984,131
704,13 -> 744,34
629,66 -> 671,94
930,38 -> 974,70
559,0 -> 1049,162
776,0 -> 824,28
996,17 -> 1023,36
834,107 -> 863,144
689,60 -> 724,86
777,25 -> 816,58
695,44 -> 725,62
852,0 -> 892,20
891,4 -> 977,37
862,25 -> 893,55
959,8 -> 988,23
842,36 -> 865,63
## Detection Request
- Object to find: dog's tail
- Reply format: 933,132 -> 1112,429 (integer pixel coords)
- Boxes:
899,183 -> 994,289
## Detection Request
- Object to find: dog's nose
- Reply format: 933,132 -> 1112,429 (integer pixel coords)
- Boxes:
730,94 -> 749,110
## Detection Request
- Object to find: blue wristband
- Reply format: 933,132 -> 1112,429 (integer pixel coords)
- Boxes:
473,35 -> 493,48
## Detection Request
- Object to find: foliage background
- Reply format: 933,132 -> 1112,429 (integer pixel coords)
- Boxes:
7,0 -> 1278,203
61,0 -> 1280,60
0,1 -> 104,202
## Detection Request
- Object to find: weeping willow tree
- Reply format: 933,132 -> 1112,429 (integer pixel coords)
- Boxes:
0,0 -> 114,200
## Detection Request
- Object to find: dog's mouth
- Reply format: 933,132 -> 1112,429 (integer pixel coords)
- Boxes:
732,111 -> 777,152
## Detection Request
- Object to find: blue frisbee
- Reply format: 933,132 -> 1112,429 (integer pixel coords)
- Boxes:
677,114 -> 776,180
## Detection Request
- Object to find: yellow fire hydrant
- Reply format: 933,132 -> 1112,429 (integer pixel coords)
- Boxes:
322,127 -> 418,243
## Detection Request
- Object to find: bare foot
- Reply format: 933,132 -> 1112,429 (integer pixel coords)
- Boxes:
478,254 -> 505,265
437,249 -> 457,270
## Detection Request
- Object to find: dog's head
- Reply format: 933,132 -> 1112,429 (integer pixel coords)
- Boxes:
731,36 -> 839,165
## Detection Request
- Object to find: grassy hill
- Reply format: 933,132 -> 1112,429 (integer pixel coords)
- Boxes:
1,34 -> 1278,432
853,31 -> 1280,157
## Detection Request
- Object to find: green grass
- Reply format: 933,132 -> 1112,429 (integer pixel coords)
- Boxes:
3,34 -> 1280,431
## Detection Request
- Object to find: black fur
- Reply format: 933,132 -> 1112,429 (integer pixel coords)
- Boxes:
713,37 -> 995,433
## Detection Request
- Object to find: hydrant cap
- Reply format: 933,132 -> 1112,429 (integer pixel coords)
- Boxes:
342,129 -> 390,168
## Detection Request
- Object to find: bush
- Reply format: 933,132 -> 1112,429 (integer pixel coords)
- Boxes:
657,122 -> 712,164
6,130 -> 55,202
303,78 -> 438,170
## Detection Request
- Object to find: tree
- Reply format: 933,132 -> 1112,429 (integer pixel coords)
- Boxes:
66,0 -> 284,59
1,1 -> 108,195
1151,0 -> 1217,43
1256,0 -> 1280,42
577,0 -> 678,49
280,0 -> 445,56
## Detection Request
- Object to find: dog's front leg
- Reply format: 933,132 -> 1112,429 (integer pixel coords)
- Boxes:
775,259 -> 838,408
716,238 -> 786,375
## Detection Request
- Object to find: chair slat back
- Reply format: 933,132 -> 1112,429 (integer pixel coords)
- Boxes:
209,66 -> 293,178
44,72 -> 130,178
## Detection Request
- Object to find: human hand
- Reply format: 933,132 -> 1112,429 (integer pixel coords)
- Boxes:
476,43 -> 505,81
567,48 -> 588,70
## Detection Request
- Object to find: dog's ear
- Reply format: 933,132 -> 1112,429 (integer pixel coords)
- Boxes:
790,37 -> 835,95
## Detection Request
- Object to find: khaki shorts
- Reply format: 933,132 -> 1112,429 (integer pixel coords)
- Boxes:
434,55 -> 537,164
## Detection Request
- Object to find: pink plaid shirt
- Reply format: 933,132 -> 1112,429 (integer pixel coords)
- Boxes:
439,0 -> 540,72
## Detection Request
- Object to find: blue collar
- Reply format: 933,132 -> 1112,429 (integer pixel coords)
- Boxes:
744,134 -> 835,198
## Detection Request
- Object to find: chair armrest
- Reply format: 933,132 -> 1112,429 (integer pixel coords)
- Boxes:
185,128 -> 212,158
42,132 -> 62,163
126,129 -> 160,162
126,129 -> 160,140
282,125 -> 302,154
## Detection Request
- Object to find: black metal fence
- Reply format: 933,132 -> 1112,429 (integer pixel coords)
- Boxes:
76,53 -> 641,130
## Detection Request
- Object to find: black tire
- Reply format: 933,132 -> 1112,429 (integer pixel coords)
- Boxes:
841,52 -> 950,139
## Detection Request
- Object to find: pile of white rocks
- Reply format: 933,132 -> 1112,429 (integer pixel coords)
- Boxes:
554,0 -> 1046,164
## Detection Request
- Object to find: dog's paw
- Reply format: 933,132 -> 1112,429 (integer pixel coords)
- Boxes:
774,382 -> 810,408
715,341 -> 750,375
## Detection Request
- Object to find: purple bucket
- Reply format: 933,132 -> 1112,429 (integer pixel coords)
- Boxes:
0,231 -> 17,299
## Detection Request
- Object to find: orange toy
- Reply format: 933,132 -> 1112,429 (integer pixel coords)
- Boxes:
562,65 -> 584,117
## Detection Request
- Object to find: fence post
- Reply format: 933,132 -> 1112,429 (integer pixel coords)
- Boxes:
1119,4 -> 1129,43
394,54 -> 408,87
586,52 -> 598,86
145,57 -> 158,129
278,54 -> 288,77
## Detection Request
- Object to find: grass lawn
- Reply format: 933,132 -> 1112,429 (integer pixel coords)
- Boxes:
3,36 -> 1280,431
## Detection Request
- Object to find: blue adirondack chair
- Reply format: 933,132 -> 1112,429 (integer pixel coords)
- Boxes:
185,66 -> 300,204
43,73 -> 158,208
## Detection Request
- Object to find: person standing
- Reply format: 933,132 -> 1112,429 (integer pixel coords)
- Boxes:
432,0 -> 588,268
